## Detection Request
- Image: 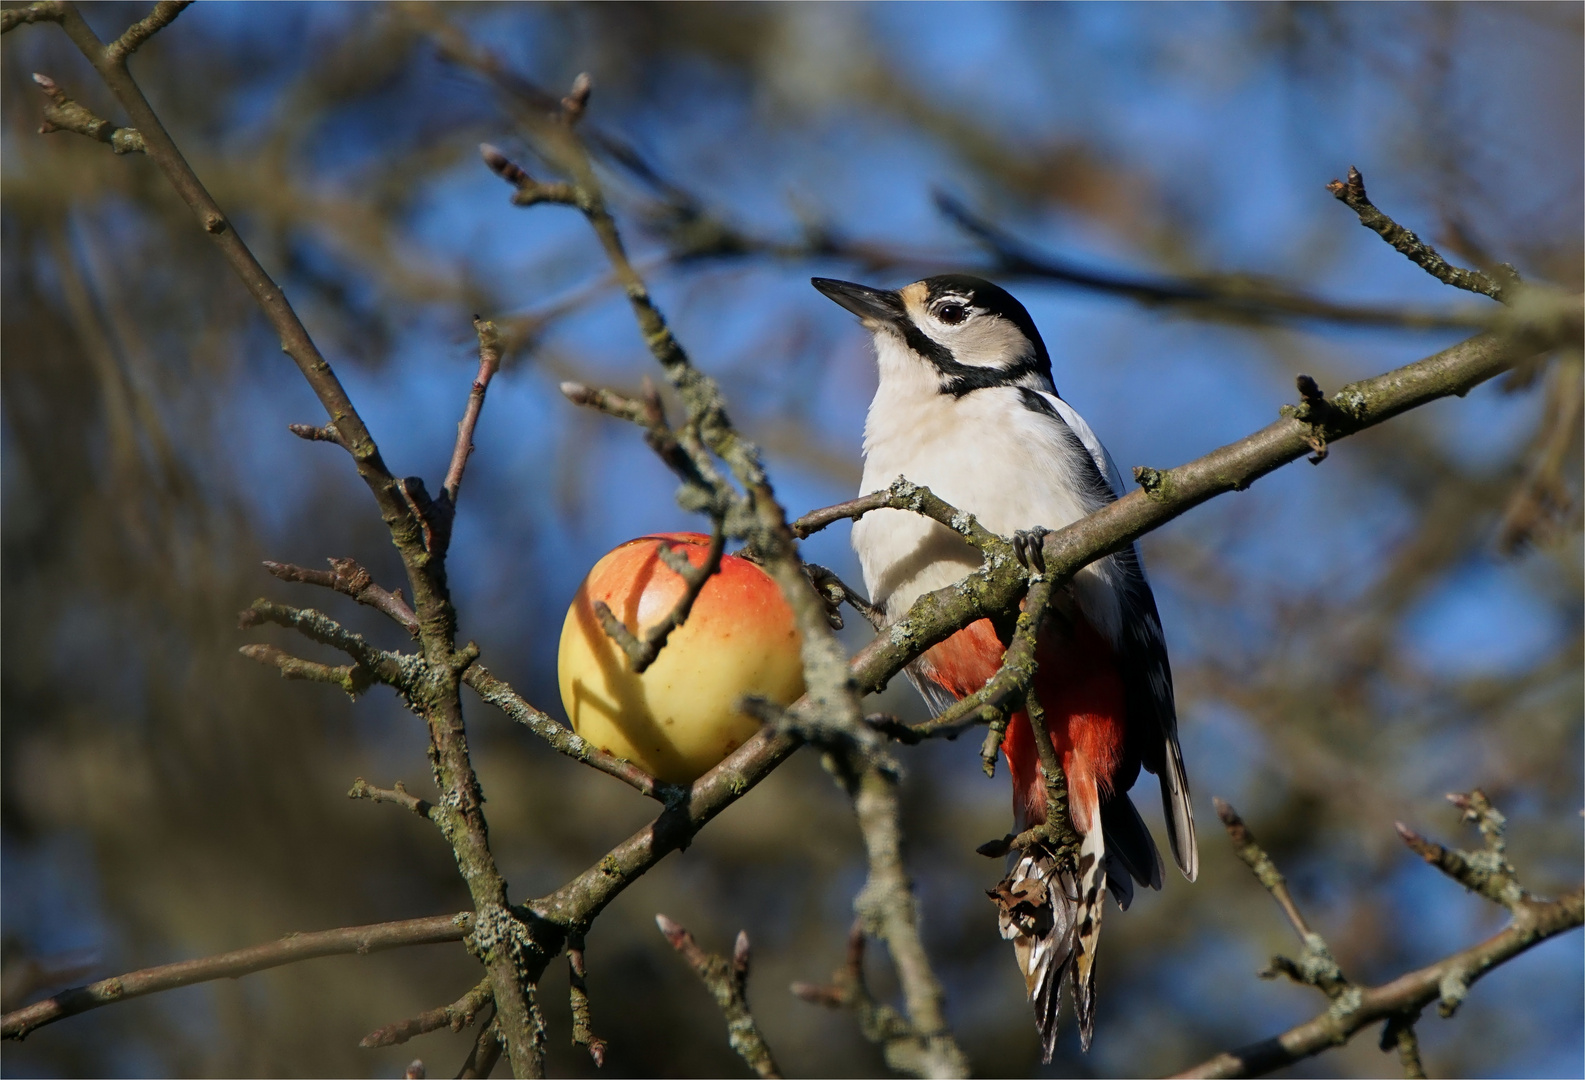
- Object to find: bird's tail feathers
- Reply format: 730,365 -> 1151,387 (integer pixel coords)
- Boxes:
989,845 -> 1075,1064
1071,822 -> 1107,1051
1160,733 -> 1199,881
989,818 -> 1109,1061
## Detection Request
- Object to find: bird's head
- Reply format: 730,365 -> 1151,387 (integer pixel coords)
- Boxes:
811,274 -> 1052,396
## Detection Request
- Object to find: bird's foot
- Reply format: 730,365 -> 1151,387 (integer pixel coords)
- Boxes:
1011,526 -> 1050,574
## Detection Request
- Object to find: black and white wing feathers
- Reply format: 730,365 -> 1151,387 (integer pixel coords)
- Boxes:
1037,391 -> 1199,882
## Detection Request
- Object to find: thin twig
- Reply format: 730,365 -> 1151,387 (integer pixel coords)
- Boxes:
30,73 -> 144,153
461,663 -> 686,804
360,978 -> 493,1049
792,921 -> 946,1076
803,563 -> 883,631
790,478 -> 1011,558
104,0 -> 190,63
237,598 -> 407,681
559,379 -> 716,492
1176,794 -> 1583,1078
1380,1013 -> 1427,1080
287,421 -> 345,445
1213,798 -> 1317,941
2,913 -> 475,1039
455,1008 -> 503,1079
591,523 -> 726,674
348,778 -> 435,820
842,766 -> 970,1078
52,5 -> 404,505
443,317 -> 503,506
2,2 -> 64,34
263,557 -> 419,635
1213,798 -> 1348,998
238,642 -> 375,697
656,917 -> 781,1079
1327,166 -> 1511,303
566,934 -> 607,1067
1395,789 -> 1526,910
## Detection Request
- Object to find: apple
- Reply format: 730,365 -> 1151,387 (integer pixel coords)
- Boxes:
558,532 -> 805,784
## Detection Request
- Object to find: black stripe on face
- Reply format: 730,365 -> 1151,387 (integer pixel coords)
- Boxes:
905,274 -> 1055,396
899,316 -> 1048,397
924,339 -> 1049,396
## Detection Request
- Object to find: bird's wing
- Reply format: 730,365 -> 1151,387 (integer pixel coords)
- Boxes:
1034,390 -> 1199,882
1109,541 -> 1198,881
1046,394 -> 1127,499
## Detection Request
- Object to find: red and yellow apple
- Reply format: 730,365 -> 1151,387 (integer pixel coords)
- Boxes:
558,533 -> 804,784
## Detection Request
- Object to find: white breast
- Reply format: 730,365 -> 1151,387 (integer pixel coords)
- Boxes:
851,334 -> 1126,644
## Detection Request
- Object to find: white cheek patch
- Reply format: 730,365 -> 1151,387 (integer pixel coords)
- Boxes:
942,315 -> 1029,368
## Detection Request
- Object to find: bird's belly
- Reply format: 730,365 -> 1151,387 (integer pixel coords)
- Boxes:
853,423 -> 1122,640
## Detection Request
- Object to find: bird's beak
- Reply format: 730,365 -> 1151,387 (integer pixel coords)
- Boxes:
811,277 -> 905,329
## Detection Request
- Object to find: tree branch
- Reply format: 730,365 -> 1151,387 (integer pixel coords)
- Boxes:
1213,799 -> 1348,999
104,0 -> 190,63
30,73 -> 144,153
844,767 -> 970,1078
792,921 -> 952,1077
442,316 -> 503,508
360,978 -> 493,1049
348,777 -> 435,820
558,378 -> 724,515
566,934 -> 607,1067
238,642 -> 375,697
790,477 -> 1011,558
1173,794 -> 1583,1078
1327,166 -> 1512,303
237,598 -> 407,683
2,913 -> 475,1040
45,8 -> 555,1068
52,4 -> 407,518
1,1 -> 63,35
1169,890 -> 1583,1079
935,191 -> 1489,331
456,1009 -> 503,1079
655,917 -> 781,1079
1395,789 -> 1526,910
461,662 -> 687,804
263,557 -> 420,636
591,523 -> 727,674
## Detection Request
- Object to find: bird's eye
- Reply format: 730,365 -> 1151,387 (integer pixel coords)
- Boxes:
935,302 -> 968,325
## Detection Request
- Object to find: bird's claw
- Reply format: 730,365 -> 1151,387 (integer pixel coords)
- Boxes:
1012,527 -> 1050,574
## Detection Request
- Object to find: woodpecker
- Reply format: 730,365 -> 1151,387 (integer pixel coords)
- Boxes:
812,274 -> 1197,1059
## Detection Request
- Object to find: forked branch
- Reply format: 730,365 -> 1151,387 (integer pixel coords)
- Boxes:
1173,794 -> 1583,1079
656,917 -> 781,1079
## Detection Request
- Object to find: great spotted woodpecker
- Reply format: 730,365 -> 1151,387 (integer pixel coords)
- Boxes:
813,274 -> 1197,1059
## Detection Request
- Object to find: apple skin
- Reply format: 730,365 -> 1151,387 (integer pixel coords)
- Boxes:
558,532 -> 804,784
